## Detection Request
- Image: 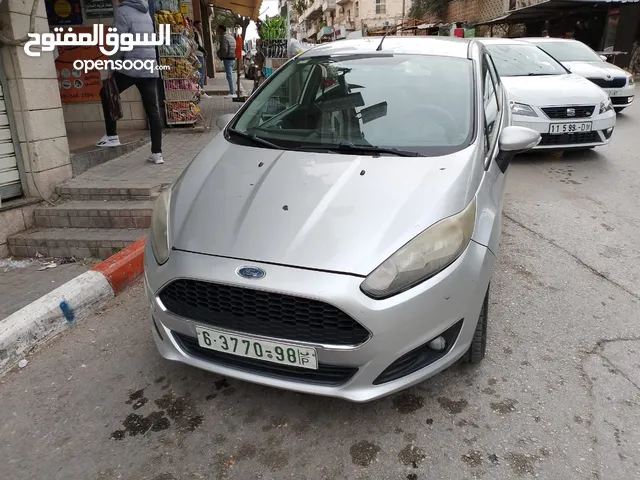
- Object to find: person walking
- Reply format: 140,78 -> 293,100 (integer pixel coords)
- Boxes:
95,0 -> 164,164
216,25 -> 237,98
193,20 -> 210,98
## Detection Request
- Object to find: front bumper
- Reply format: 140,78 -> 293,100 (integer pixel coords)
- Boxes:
513,107 -> 616,150
603,84 -> 635,108
144,240 -> 496,402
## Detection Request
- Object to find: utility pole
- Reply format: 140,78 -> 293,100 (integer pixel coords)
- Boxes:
401,0 -> 405,33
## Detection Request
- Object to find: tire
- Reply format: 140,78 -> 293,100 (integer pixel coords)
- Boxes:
464,286 -> 489,364
614,107 -> 625,113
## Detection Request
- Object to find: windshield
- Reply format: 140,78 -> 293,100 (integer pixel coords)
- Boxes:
533,41 -> 603,62
229,54 -> 474,156
486,44 -> 567,77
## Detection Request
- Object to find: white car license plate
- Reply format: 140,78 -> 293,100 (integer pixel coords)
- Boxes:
607,89 -> 619,96
549,122 -> 592,135
195,326 -> 318,370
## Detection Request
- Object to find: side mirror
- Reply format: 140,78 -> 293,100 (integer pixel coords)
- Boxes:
495,126 -> 541,173
216,113 -> 235,130
599,54 -> 608,62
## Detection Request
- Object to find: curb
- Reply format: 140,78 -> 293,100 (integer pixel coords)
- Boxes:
0,237 -> 147,374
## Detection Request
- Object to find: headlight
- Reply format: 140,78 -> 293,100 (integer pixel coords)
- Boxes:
599,97 -> 613,114
361,197 -> 477,299
628,75 -> 635,86
510,102 -> 537,117
150,186 -> 171,265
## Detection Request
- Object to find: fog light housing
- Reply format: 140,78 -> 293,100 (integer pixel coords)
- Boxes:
428,336 -> 447,351
604,127 -> 614,139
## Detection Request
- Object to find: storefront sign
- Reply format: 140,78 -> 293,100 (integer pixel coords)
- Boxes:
54,27 -> 106,103
45,0 -> 83,25
84,0 -> 114,18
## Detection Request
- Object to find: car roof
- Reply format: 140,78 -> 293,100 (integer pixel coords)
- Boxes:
520,37 -> 578,43
298,36 -> 472,59
476,37 -> 532,46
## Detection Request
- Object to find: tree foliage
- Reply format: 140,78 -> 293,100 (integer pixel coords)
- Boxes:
408,0 -> 448,20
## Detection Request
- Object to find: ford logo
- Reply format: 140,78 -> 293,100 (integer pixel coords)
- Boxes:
237,266 -> 266,280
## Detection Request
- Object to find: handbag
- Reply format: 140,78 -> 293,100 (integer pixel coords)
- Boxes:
100,74 -> 123,122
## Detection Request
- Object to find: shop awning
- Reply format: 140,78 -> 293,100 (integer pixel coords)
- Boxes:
209,0 -> 263,20
477,0 -> 640,26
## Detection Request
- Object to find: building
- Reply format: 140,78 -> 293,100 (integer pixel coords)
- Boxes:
293,0 -> 413,41
478,0 -> 640,68
0,0 -> 219,256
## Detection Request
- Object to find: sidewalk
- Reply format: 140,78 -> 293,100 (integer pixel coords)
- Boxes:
204,74 -> 253,96
0,95 -> 242,322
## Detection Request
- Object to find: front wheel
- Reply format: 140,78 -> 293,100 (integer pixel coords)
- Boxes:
464,286 -> 489,364
614,107 -> 625,113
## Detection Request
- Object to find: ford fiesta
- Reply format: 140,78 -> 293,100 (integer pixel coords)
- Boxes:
144,37 -> 540,402
480,38 -> 616,151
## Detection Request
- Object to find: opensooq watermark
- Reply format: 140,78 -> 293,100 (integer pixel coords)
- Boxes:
24,24 -> 171,74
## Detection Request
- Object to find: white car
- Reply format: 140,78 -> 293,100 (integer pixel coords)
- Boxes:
480,38 -> 616,151
522,37 -> 635,113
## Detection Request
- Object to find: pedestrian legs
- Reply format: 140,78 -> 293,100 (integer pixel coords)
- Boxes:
223,59 -> 236,95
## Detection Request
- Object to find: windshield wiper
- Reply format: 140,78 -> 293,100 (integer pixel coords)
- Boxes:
227,128 -> 282,149
296,142 -> 421,157
527,72 -> 555,76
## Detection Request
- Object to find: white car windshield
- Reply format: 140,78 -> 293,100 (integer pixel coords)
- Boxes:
486,44 -> 567,77
534,41 -> 603,62
229,54 -> 474,156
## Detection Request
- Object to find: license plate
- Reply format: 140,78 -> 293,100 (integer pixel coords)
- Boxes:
195,326 -> 318,370
607,89 -> 619,96
549,122 -> 592,135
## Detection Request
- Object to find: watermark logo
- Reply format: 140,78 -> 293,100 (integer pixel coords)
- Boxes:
24,24 -> 170,57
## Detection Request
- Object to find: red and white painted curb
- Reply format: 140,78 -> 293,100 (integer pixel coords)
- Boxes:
0,237 -> 146,373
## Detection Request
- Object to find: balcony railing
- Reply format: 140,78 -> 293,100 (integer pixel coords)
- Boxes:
299,0 -> 323,21
323,0 -> 336,12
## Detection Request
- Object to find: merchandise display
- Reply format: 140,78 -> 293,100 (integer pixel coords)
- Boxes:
155,9 -> 201,125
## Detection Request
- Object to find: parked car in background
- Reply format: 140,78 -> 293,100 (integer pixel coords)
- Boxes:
144,36 -> 540,402
523,37 -> 635,113
480,38 -> 616,151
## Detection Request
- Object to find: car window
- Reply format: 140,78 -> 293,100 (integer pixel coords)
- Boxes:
231,54 -> 475,156
486,44 -> 567,77
483,57 -> 500,156
534,41 -> 602,62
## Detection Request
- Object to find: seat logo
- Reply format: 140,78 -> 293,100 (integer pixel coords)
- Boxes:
566,108 -> 576,117
237,266 -> 266,280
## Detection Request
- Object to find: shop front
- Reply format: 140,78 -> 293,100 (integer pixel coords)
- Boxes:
479,0 -> 640,68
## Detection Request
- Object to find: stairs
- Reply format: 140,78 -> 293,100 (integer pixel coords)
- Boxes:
7,188 -> 155,260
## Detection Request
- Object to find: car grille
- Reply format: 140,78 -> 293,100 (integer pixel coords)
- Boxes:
586,77 -> 627,88
173,332 -> 358,386
541,106 -> 595,119
611,95 -> 633,105
538,131 -> 601,146
158,279 -> 370,346
373,320 -> 463,385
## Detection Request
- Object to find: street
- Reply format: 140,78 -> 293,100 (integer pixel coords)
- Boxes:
1,94 -> 639,480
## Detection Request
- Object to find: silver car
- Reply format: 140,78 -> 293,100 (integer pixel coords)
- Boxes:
144,37 -> 540,402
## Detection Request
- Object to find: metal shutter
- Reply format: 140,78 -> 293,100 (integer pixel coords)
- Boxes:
0,81 -> 21,201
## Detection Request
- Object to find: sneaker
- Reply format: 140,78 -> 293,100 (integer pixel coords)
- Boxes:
95,135 -> 121,147
148,153 -> 164,164
201,92 -> 212,99
225,93 -> 237,99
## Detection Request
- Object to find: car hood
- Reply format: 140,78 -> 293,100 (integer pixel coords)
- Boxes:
562,61 -> 628,79
170,135 -> 482,276
501,74 -> 607,106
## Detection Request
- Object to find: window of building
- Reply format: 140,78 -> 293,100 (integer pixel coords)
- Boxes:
376,0 -> 386,15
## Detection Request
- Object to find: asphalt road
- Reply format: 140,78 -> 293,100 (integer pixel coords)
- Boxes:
2,91 -> 639,480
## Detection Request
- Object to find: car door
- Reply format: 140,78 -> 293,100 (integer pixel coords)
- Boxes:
475,50 -> 509,257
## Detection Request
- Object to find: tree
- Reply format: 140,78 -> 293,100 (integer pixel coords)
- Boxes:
408,0 -> 448,21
